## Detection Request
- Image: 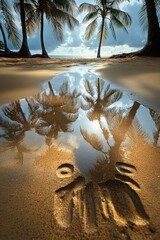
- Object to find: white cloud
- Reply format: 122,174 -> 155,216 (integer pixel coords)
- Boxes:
67,135 -> 80,149
50,44 -> 140,58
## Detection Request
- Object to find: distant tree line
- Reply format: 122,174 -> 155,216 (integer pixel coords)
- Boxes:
0,0 -> 160,58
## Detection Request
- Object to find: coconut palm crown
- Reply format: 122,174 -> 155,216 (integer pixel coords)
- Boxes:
0,0 -> 20,52
79,0 -> 132,58
24,0 -> 79,57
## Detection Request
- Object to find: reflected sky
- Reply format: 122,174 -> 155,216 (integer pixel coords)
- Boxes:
0,66 -> 160,178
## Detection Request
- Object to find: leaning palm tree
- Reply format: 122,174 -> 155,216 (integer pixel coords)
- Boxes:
25,0 -> 79,57
0,0 -> 20,53
79,0 -> 132,58
149,109 -> 160,146
139,0 -> 160,56
14,0 -> 33,57
0,40 -> 4,49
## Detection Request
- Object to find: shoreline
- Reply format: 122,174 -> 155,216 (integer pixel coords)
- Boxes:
92,57 -> 160,111
0,56 -> 160,111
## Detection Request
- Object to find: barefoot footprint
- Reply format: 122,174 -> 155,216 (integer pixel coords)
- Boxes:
54,161 -> 149,233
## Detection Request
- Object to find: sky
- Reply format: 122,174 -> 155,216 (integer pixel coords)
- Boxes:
0,0 -> 146,57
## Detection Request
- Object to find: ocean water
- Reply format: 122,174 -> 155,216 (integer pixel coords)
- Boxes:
49,55 -> 93,58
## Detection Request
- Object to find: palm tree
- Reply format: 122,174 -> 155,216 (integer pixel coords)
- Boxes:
79,0 -> 132,58
14,0 -> 33,57
25,0 -> 79,57
0,0 -> 20,53
140,0 -> 160,56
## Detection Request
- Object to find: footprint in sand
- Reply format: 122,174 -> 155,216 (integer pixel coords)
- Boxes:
56,163 -> 74,178
54,161 -> 149,233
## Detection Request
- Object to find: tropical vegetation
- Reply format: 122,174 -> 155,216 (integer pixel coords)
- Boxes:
140,0 -> 160,56
0,40 -> 4,49
79,0 -> 132,58
0,0 -> 160,57
0,0 -> 20,53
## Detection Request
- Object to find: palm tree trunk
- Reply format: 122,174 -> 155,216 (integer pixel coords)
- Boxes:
114,101 -> 140,149
0,23 -> 10,53
109,101 -> 140,162
48,81 -> 55,96
19,0 -> 31,57
140,0 -> 160,56
153,130 -> 160,147
97,78 -> 101,100
97,17 -> 105,58
40,11 -> 49,58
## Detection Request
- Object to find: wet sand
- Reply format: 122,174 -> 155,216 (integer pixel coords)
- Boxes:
0,57 -> 160,239
0,57 -> 131,105
93,57 -> 160,111
0,56 -> 160,110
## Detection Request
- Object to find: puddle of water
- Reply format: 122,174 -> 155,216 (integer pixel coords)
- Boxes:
0,65 -> 159,176
0,65 -> 160,238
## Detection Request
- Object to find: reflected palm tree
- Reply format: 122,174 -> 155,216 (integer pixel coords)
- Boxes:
81,101 -> 141,184
54,109 -> 152,233
54,156 -> 149,234
81,78 -> 140,162
105,101 -> 140,150
0,115 -> 33,165
33,81 -> 80,149
82,78 -> 122,122
34,144 -> 74,173
149,109 -> 160,146
0,99 -> 39,164
2,100 -> 31,131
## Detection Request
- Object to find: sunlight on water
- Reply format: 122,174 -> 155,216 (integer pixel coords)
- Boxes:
0,65 -> 160,239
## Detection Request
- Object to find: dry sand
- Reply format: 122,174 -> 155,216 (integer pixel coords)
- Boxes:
0,57 -> 106,104
93,57 -> 160,111
0,56 -> 160,110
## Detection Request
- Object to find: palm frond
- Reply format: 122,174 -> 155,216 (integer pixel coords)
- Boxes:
109,20 -> 116,39
139,1 -> 148,32
79,3 -> 98,14
110,8 -> 132,27
82,10 -> 99,23
85,79 -> 95,96
85,18 -> 98,40
49,16 -> 64,41
1,0 -> 20,48
80,128 -> 103,152
53,0 -> 77,15
110,14 -> 128,33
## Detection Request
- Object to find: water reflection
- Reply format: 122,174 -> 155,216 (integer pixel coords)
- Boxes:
33,81 -> 80,149
0,67 -> 160,237
0,100 -> 35,164
81,78 -> 122,121
149,109 -> 160,146
0,72 -> 159,170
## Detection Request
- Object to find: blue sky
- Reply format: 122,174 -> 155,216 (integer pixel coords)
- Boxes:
1,0 -> 146,57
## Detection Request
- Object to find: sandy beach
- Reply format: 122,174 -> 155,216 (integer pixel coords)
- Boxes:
0,57 -> 160,110
93,57 -> 160,111
0,57 -> 160,240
